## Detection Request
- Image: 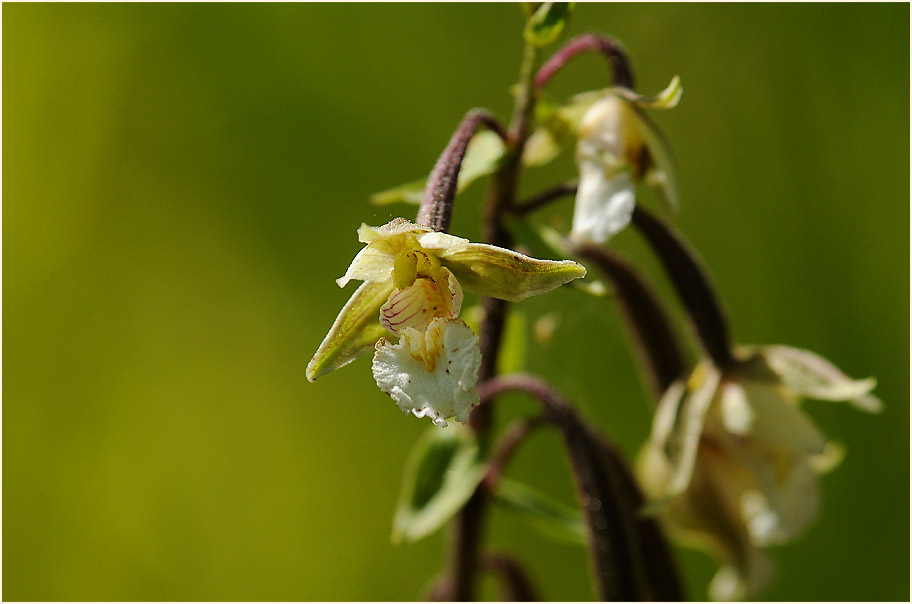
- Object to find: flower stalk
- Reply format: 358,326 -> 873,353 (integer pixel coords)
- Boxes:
631,206 -> 736,369
449,35 -> 542,602
479,374 -> 683,601
417,109 -> 507,233
576,243 -> 687,396
535,33 -> 635,91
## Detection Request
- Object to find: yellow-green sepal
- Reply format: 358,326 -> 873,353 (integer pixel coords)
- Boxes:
611,75 -> 682,109
306,280 -> 395,382
438,243 -> 586,302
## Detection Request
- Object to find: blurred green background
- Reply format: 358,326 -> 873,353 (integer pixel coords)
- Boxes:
4,3 -> 908,601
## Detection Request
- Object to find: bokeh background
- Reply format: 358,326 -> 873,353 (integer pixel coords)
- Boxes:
4,3 -> 908,601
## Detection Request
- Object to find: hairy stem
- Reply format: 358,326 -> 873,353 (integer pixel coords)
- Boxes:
449,37 -> 541,602
535,33 -> 635,91
512,178 -> 733,374
417,109 -> 507,233
478,374 -> 683,601
631,206 -> 736,369
576,243 -> 687,396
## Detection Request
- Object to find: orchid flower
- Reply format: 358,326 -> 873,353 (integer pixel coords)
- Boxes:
571,76 -> 682,244
306,218 -> 586,427
637,346 -> 881,600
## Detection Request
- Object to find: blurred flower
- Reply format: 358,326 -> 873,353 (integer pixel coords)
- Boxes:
307,218 -> 586,426
638,346 -> 882,600
571,77 -> 681,244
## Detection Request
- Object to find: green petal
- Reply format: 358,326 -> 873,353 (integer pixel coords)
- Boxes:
306,280 -> 395,382
554,88 -> 609,129
611,76 -> 683,109
392,424 -> 487,544
438,243 -> 586,302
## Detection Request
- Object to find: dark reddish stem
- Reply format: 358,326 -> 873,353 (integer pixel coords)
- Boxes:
631,207 -> 736,369
478,374 -> 683,601
576,243 -> 687,396
417,109 -> 507,233
535,33 -> 635,91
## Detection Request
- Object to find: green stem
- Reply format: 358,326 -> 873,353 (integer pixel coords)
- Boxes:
448,36 -> 540,602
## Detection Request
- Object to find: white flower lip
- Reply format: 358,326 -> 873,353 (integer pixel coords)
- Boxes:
372,318 -> 482,428
569,82 -> 681,244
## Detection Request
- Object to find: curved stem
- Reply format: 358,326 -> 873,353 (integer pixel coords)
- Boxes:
417,109 -> 507,233
535,33 -> 635,91
576,243 -> 688,396
478,373 -> 683,601
631,206 -> 736,369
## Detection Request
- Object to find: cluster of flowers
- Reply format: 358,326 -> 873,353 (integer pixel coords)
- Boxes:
306,56 -> 880,600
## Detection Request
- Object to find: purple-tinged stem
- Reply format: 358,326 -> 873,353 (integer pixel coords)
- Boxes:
631,206 -> 736,370
535,33 -> 634,91
417,109 -> 507,233
576,243 -> 688,396
448,38 -> 542,603
478,374 -> 683,601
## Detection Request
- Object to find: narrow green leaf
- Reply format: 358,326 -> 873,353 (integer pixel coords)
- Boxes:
392,424 -> 487,544
524,2 -> 574,47
494,478 -> 587,545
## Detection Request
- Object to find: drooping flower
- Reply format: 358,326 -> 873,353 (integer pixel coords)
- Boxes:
637,346 -> 881,601
571,77 -> 682,244
306,218 -> 586,427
